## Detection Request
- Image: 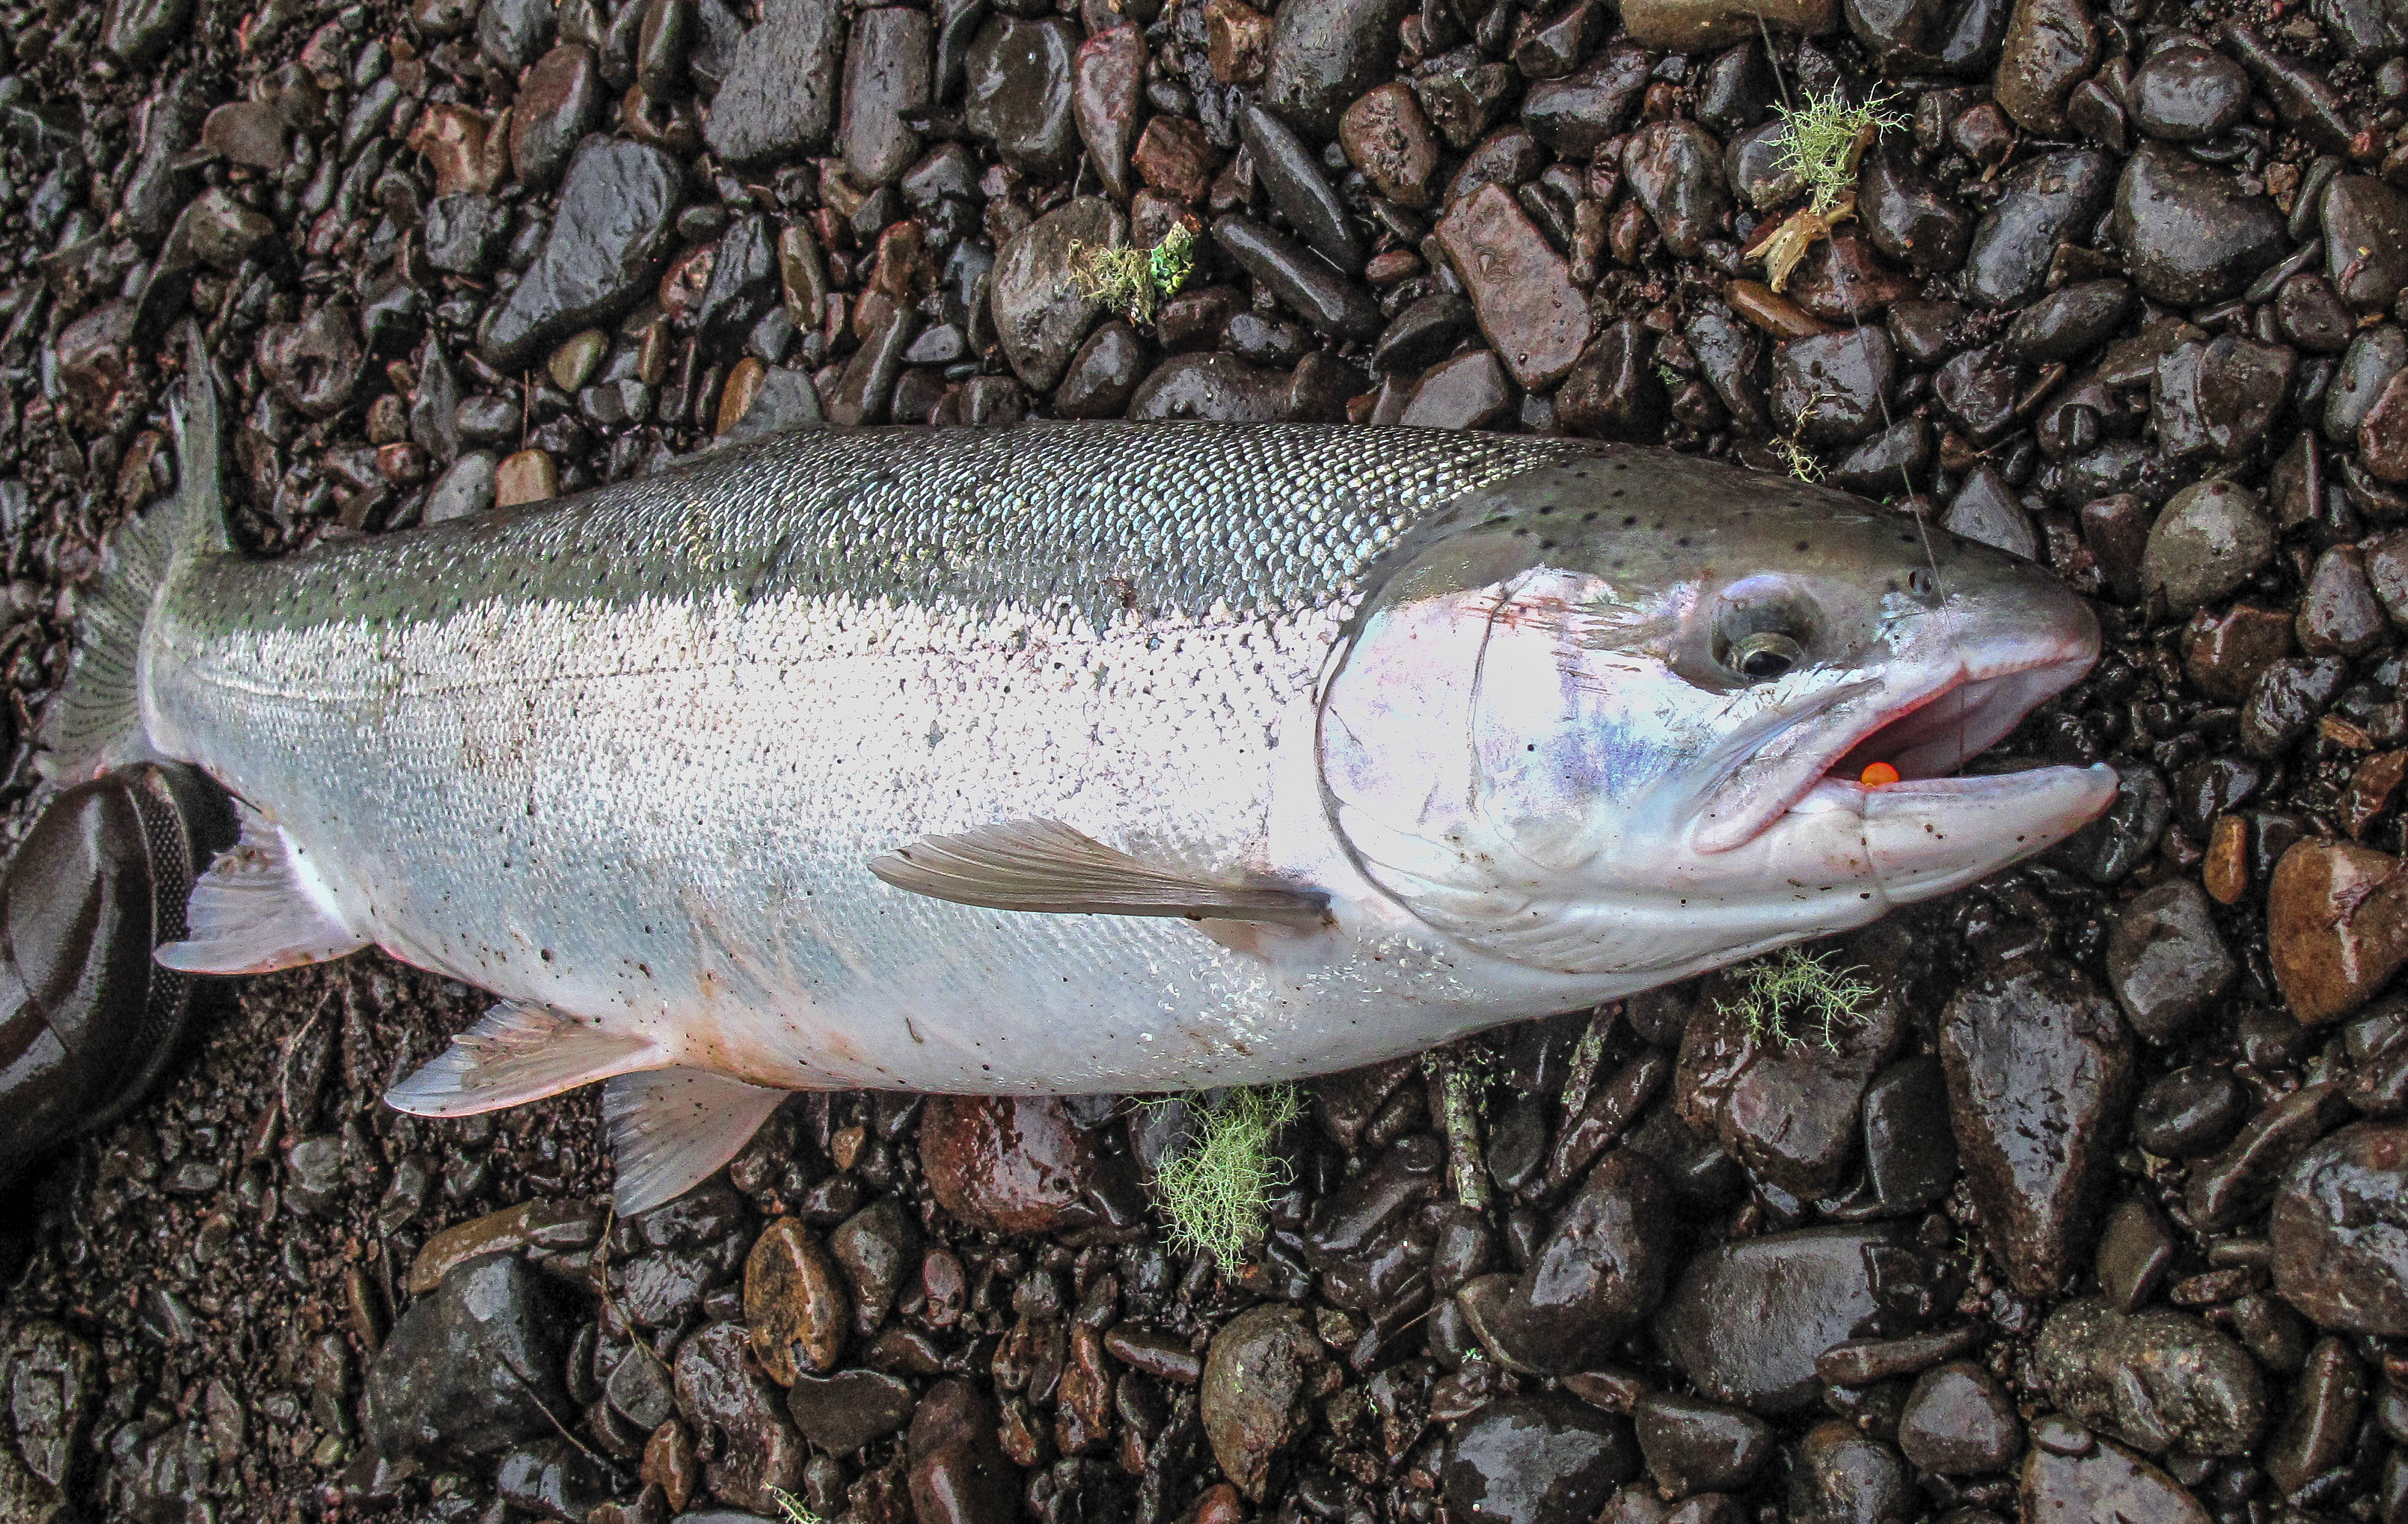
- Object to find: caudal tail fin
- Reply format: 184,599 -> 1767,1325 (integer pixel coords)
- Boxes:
37,322 -> 230,783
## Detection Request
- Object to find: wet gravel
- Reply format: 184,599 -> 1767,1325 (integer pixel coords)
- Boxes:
5,0 -> 2408,1515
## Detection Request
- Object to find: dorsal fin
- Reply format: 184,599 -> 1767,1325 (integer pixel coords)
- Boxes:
868,819 -> 1328,926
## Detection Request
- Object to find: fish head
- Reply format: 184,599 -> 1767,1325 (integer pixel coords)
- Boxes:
1317,447 -> 2116,982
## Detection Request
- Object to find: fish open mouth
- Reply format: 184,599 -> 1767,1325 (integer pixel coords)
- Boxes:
1822,655 -> 2091,788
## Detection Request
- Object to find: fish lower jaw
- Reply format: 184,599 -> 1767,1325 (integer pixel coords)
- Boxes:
1786,761 -> 2120,900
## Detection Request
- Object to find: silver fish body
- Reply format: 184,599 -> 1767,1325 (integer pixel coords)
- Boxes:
79,407 -> 2113,1209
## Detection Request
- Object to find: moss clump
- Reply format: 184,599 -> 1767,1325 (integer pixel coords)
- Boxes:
1071,223 -> 1200,327
1146,1083 -> 1301,1264
1717,946 -> 1876,1050
1772,89 -> 1907,217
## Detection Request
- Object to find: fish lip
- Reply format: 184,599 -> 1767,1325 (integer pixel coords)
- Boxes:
1699,630 -> 2100,854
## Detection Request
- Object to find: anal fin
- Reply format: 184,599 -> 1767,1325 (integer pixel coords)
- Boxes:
155,800 -> 370,974
385,1000 -> 657,1116
868,819 -> 1328,927
604,1068 -> 789,1214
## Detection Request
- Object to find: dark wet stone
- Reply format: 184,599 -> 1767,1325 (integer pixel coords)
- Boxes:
1442,1397 -> 1639,1524
513,45 -> 603,189
1941,958 -> 2133,1296
1859,1056 -> 1956,1213
424,451 -> 498,524
1127,352 -> 1293,420
483,140 -> 683,367
2266,1335 -> 2365,1496
2134,1067 -> 2248,1159
1054,319 -> 1148,417
920,1094 -> 1144,1234
1245,103 -> 1364,271
1964,149 -> 2116,307
1943,464 -> 2038,560
2188,1081 -> 2352,1235
2140,479 -> 2274,616
1400,350 -> 1513,429
720,366 -> 825,441
496,1440 -> 625,1523
2095,1196 -> 2177,1312
674,1321 -> 806,1513
1632,1393 -> 1771,1496
1623,120 -> 1729,260
2127,39 -> 2249,141
704,0 -> 845,167
1857,152 -> 1970,275
2020,1439 -> 2211,1522
1407,47 -> 1514,152
1435,184 -> 1592,390
1213,215 -> 1381,340
2274,274 -> 2355,356
1615,0 -> 1833,49
744,1217 -> 848,1383
259,303 -> 364,418
2183,605 -> 2291,705
1513,0 -> 1605,76
1557,319 -> 1669,442
1373,291 -> 1477,375
965,16 -> 1078,175
697,214 -> 779,344
1898,1362 -> 2022,1475
1203,1306 -> 1329,1500
1787,1422 -> 1911,1524
481,0 -> 555,67
2242,656 -> 2350,759
1262,0 -> 1415,137
989,196 -> 1121,391
1933,345 -> 2023,445
2032,1298 -> 2267,1456
787,1369 -> 914,1454
1831,418 -> 1931,496
831,1198 -> 916,1333
1994,0 -> 2097,135
2327,324 -> 2407,444
201,100 -> 287,170
364,1255 -> 569,1462
183,187 -> 278,272
1073,27 -> 1145,201
2005,280 -> 2131,363
842,7 -> 934,187
1771,327 -> 1894,447
1657,1227 -> 1905,1414
907,1380 -> 1019,1524
1339,85 -> 1437,216
102,0 -> 191,64
2105,881 -> 2234,1044
2112,144 -> 2287,307
2300,545 -> 2389,655
1487,1152 -> 1675,1372
2154,334 -> 2294,465
2275,1121 -> 2408,1332
1517,42 -> 1649,156
2321,178 -> 2408,313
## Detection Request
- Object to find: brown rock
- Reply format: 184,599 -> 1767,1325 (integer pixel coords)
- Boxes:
2021,1439 -> 2211,1523
1941,957 -> 2134,1295
1072,27 -> 1145,202
744,1217 -> 849,1384
2270,839 -> 2408,1024
672,1322 -> 806,1512
1995,0 -> 2098,138
1434,183 -> 1593,390
1201,1305 -> 1329,1500
1614,0 -> 1833,49
1341,83 -> 1437,209
2183,604 -> 2293,705
55,301 -> 135,426
1133,115 -> 1222,204
920,1095 -> 1144,1234
408,102 -> 499,196
202,100 -> 289,169
404,1200 -> 596,1294
642,1421 -> 698,1513
907,1380 -> 1020,1524
2205,815 -> 2248,905
2299,546 -> 2388,657
1204,0 -> 1271,83
2273,1120 -> 2408,1332
2361,369 -> 2408,484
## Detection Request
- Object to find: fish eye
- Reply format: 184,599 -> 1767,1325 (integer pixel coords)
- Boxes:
1730,631 -> 1804,679
1711,575 -> 1821,685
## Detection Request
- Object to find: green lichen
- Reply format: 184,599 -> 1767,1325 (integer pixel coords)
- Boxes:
1145,1083 -> 1302,1264
767,1488 -> 827,1524
1772,89 -> 1908,217
1717,946 -> 1876,1051
1072,223 -> 1200,328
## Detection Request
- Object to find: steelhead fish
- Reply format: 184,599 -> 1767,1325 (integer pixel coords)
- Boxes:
42,334 -> 2115,1212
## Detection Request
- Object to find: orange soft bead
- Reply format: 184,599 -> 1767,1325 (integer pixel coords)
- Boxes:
1860,762 -> 1901,787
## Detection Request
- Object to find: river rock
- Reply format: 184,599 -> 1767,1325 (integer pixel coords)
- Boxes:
2032,1297 -> 2267,1455
923,1093 -> 1144,1234
705,0 -> 844,167
2021,1441 -> 2211,1524
2111,143 -> 2288,306
744,1217 -> 848,1384
1994,0 -> 2097,135
1897,1361 -> 2023,1474
841,7 -> 934,186
1656,1227 -> 1905,1413
2105,880 -> 2234,1043
482,140 -> 683,366
1492,1152 -> 1675,1372
1202,1306 -> 1328,1500
964,16 -> 1079,176
1435,183 -> 1592,389
2127,38 -> 2249,140
1964,149 -> 2116,307
907,1380 -> 1019,1524
1073,28 -> 1145,201
1940,958 -> 2134,1295
2139,479 -> 2274,616
787,1369 -> 915,1455
1262,0 -> 1415,136
364,1254 -> 570,1462
1442,1398 -> 1639,1524
1631,1393 -> 1772,1495
1615,0 -> 1833,49
1623,119 -> 1729,259
1771,327 -> 1894,446
2270,839 -> 2408,1023
2273,1120 -> 2408,1332
988,196 -> 1121,392
673,1321 -> 806,1512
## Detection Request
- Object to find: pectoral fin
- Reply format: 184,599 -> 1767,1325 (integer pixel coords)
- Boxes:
604,1068 -> 789,1214
868,819 -> 1328,927
155,800 -> 370,974
385,1000 -> 658,1116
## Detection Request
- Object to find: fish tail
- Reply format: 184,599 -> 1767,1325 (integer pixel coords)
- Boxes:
37,322 -> 227,783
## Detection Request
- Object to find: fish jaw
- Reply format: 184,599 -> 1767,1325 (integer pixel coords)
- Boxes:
1779,764 -> 2121,905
